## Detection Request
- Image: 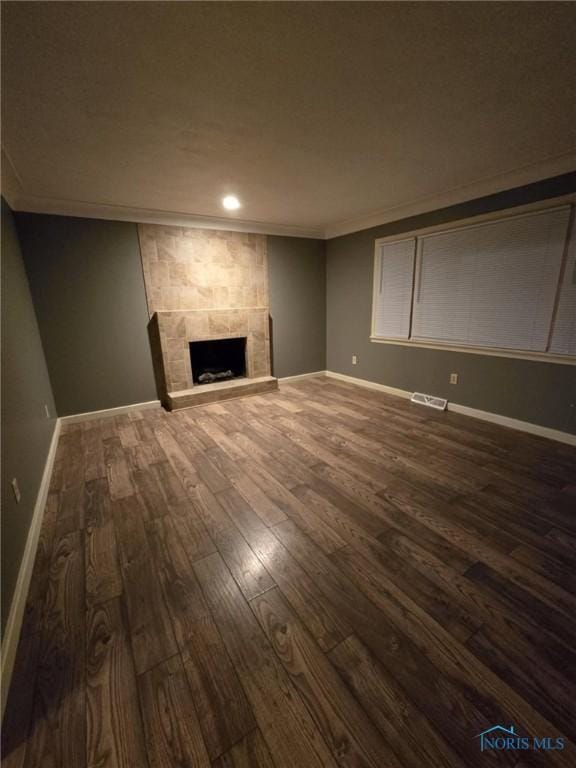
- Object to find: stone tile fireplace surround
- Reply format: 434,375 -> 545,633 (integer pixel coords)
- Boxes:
139,224 -> 277,409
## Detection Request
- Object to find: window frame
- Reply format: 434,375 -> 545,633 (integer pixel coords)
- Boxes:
370,236 -> 417,341
370,196 -> 576,366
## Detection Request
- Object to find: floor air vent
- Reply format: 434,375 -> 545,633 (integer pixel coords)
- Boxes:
411,392 -> 448,411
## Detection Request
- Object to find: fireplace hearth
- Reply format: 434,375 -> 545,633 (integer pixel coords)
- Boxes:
190,337 -> 247,385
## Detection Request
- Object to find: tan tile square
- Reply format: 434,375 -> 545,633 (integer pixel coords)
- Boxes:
244,286 -> 258,308
166,339 -> 186,362
208,313 -> 229,336
196,286 -> 214,309
257,284 -> 268,308
186,313 -> 209,339
156,240 -> 177,260
229,311 -> 248,335
150,261 -> 170,286
213,286 -> 229,309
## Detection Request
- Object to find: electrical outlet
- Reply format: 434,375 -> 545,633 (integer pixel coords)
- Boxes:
44,404 -> 51,418
450,373 -> 458,385
352,355 -> 358,365
11,478 -> 22,504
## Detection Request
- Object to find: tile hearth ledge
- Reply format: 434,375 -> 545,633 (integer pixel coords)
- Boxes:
167,375 -> 278,410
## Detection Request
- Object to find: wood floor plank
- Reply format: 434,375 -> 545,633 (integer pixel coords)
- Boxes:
291,483 -> 384,544
82,421 -> 107,481
212,729 -> 275,768
117,417 -> 140,450
215,526 -> 276,600
7,378 -> 576,768
189,450 -> 233,494
194,416 -> 247,460
24,531 -> 86,768
85,517 -> 123,607
464,561 -> 576,653
332,545 -> 575,767
120,551 -> 178,674
251,587 -> 402,768
228,471 -> 287,527
186,479 -> 234,537
84,477 -> 112,530
378,480 -> 576,619
182,619 -> 257,761
145,514 -> 212,652
1,628 -> 41,768
248,472 -> 346,554
359,532 -> 481,643
485,482 -> 576,536
20,491 -> 59,638
132,461 -> 185,519
466,623 -> 576,742
271,520 -> 506,766
329,635 -> 465,768
145,514 -> 256,759
115,507 -> 178,675
153,424 -> 207,485
455,491 -> 554,540
56,427 -> 86,490
169,502 -> 217,563
113,495 -> 150,566
546,527 -> 576,555
137,654 -> 210,768
373,518 -> 576,677
54,482 -> 84,537
104,435 -> 134,500
86,599 -> 148,768
218,481 -> 350,650
510,543 -> 576,592
194,552 -> 339,768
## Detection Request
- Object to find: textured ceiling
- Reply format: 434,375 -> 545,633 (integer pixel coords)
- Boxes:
2,2 -> 576,237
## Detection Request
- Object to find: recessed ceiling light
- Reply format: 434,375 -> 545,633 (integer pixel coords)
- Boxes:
222,195 -> 241,210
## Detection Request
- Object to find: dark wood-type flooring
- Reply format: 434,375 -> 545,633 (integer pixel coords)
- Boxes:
3,376 -> 576,768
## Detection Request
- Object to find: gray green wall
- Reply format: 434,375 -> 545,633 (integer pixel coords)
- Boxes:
12,173 -> 576,433
16,214 -> 158,416
326,173 -> 576,434
14,216 -> 328,416
1,199 -> 57,637
268,235 -> 326,378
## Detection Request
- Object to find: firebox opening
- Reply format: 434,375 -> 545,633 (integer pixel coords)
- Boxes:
190,337 -> 247,385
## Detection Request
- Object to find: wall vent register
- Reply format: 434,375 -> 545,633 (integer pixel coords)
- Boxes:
411,392 -> 448,411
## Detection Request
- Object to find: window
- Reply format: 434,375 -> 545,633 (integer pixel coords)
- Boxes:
372,238 -> 415,339
371,205 -> 575,360
549,216 -> 576,355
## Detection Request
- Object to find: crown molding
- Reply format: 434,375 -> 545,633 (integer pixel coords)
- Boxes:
4,150 -> 575,241
323,153 -> 576,239
7,192 -> 325,239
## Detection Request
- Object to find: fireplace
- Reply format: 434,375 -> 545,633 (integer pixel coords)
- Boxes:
190,337 -> 247,385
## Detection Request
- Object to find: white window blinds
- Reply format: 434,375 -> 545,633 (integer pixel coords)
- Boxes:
550,216 -> 576,355
411,207 -> 571,352
373,238 -> 415,339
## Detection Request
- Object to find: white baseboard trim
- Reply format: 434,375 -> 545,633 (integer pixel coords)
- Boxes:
59,399 -> 161,424
324,370 -> 576,446
324,370 -> 412,400
1,418 -> 61,719
447,402 -> 576,447
278,371 -> 327,383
